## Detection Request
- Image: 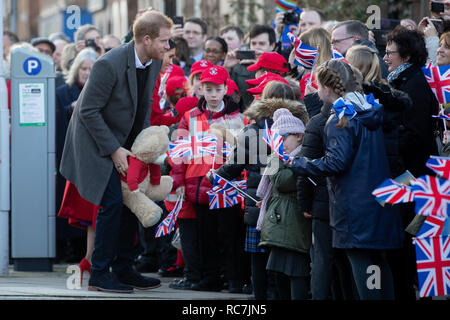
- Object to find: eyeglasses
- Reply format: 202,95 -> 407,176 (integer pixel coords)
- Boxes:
205,49 -> 223,55
331,36 -> 354,45
384,50 -> 398,57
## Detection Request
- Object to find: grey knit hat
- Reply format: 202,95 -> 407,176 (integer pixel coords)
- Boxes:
271,108 -> 305,136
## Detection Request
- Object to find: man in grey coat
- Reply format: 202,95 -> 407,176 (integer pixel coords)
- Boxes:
60,11 -> 173,293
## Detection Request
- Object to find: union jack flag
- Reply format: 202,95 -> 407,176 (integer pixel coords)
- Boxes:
207,174 -> 247,209
155,195 -> 183,237
212,174 -> 247,194
263,120 -> 290,161
422,65 -> 450,104
432,114 -> 450,121
372,178 -> 414,206
169,135 -> 217,159
415,235 -> 450,297
417,215 -> 447,238
331,46 -> 346,60
207,188 -> 237,209
410,175 -> 450,218
426,156 -> 450,180
169,137 -> 192,158
222,141 -> 233,157
287,32 -> 318,69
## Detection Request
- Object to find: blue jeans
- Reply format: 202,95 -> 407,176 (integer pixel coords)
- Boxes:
91,169 -> 138,275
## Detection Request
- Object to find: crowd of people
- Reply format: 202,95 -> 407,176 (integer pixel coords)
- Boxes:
2,1 -> 450,299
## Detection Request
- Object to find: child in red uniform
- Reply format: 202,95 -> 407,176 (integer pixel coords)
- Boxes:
170,66 -> 246,291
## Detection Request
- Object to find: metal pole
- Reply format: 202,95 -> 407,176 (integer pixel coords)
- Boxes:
0,0 -> 11,276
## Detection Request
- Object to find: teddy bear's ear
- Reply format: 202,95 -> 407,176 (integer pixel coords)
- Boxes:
160,125 -> 169,134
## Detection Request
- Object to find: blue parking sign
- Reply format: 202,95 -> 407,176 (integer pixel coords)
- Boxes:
23,57 -> 42,76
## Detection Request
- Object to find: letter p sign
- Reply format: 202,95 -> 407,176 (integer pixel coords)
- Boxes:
23,57 -> 42,76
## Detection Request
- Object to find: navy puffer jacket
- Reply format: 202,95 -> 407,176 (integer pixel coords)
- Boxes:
291,93 -> 404,249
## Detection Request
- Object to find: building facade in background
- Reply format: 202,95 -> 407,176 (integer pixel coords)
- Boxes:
0,0 -> 436,41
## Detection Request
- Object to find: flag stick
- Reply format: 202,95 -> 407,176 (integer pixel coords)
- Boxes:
441,104 -> 448,132
212,172 -> 259,203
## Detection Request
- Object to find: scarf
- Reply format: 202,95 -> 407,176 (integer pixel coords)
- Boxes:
387,62 -> 413,84
256,144 -> 303,231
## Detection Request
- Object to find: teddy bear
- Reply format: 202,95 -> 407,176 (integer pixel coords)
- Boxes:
121,125 -> 173,228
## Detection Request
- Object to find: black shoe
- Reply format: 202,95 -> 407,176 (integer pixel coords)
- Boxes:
88,272 -> 134,294
114,268 -> 161,290
135,260 -> 159,273
242,283 -> 253,295
191,279 -> 222,292
228,280 -> 243,293
169,278 -> 197,290
158,266 -> 184,277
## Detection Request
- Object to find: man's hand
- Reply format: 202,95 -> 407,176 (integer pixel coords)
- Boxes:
75,40 -> 86,52
223,49 -> 240,71
274,12 -> 285,40
171,24 -> 184,37
304,212 -> 312,219
418,18 -> 439,38
111,147 -> 134,176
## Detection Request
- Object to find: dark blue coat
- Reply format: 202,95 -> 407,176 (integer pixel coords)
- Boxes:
291,102 -> 404,250
55,83 -> 80,209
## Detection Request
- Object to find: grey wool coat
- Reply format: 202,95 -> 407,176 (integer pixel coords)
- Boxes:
60,40 -> 162,205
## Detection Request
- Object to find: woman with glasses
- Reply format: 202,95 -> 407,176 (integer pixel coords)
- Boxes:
383,26 -> 439,300
203,36 -> 228,66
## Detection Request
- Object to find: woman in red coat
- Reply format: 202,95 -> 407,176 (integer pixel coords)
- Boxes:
56,48 -> 99,283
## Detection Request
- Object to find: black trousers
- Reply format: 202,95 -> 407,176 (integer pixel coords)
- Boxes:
91,169 -> 138,275
178,217 -> 202,282
198,204 -> 246,281
179,204 -> 246,284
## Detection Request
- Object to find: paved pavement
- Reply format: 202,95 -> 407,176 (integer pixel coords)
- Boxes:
0,264 -> 252,300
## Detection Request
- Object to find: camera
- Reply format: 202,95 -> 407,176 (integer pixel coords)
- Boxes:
431,1 -> 445,14
85,39 -> 99,51
236,50 -> 256,60
427,18 -> 444,35
283,10 -> 300,26
371,18 -> 400,56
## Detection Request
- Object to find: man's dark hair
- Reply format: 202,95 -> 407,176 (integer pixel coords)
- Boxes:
387,26 -> 427,66
249,25 -> 276,44
302,7 -> 326,24
3,30 -> 19,44
185,17 -> 208,35
219,25 -> 244,40
333,20 -> 369,41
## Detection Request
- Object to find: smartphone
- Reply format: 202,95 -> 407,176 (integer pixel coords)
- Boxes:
172,16 -> 184,27
236,50 -> 256,60
431,1 -> 445,13
429,18 -> 445,34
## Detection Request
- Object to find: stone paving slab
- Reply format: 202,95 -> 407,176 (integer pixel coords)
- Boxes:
0,264 -> 252,300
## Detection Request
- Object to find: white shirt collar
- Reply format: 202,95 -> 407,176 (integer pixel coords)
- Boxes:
134,47 -> 152,69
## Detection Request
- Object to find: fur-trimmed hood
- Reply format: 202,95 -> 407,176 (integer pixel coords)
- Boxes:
244,98 -> 309,127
